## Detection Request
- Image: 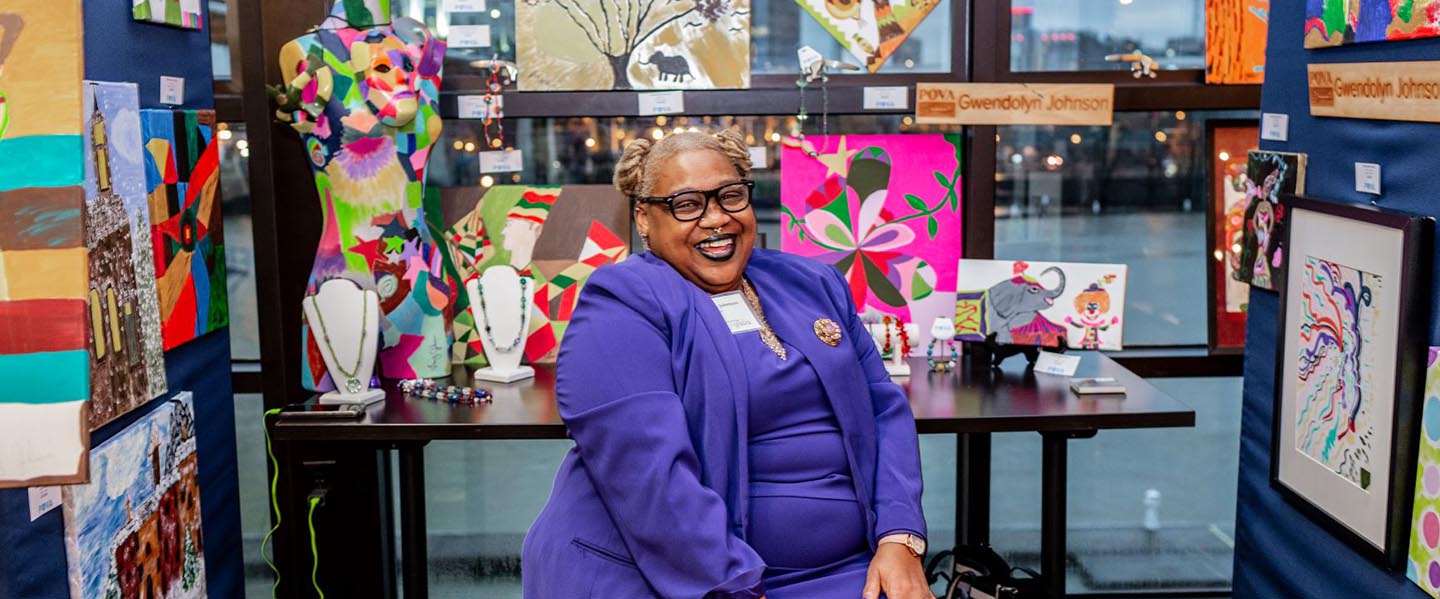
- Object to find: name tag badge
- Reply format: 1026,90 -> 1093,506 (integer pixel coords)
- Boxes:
712,292 -> 762,334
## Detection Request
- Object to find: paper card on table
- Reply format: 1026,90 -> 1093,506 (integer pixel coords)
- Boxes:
29,485 -> 61,521
479,149 -> 524,173
1034,352 -> 1081,376
638,91 -> 685,115
864,86 -> 908,110
457,94 -> 502,119
159,76 -> 184,105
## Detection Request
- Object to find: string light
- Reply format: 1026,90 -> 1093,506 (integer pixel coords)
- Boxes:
464,142 -> 476,152
480,175 -> 494,187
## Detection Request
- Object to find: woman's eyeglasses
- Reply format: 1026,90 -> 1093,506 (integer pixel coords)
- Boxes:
637,180 -> 754,222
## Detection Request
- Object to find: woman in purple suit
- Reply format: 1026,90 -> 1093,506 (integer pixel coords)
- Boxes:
522,130 -> 929,599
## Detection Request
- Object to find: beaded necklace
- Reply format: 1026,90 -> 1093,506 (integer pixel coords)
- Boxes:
307,293 -> 369,394
476,274 -> 530,352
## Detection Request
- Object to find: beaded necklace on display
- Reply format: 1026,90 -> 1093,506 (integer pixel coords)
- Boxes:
740,278 -> 787,361
926,338 -> 958,373
896,321 -> 910,358
307,293 -> 369,394
476,274 -> 530,352
400,378 -> 493,405
881,316 -> 894,356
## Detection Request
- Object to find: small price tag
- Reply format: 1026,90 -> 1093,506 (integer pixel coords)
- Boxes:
28,486 -> 60,521
638,91 -> 685,116
1261,112 -> 1289,142
479,148 -> 524,173
712,292 -> 762,333
797,46 -> 823,70
1356,162 -> 1382,195
864,86 -> 908,110
1034,352 -> 1081,376
446,0 -> 486,11
748,146 -> 768,170
457,94 -> 502,119
449,24 -> 491,48
159,76 -> 185,105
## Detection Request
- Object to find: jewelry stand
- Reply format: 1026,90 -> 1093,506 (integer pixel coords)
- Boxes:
886,322 -> 917,378
466,266 -> 536,383
304,279 -> 386,405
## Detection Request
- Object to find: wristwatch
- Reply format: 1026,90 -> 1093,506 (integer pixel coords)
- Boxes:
878,533 -> 926,557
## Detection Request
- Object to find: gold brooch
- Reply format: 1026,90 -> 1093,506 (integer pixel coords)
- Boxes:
814,318 -> 842,346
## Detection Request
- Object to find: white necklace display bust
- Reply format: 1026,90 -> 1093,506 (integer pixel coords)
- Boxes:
303,279 -> 386,405
467,265 -> 537,383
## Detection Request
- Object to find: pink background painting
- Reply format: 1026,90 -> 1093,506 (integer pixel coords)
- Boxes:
780,134 -> 964,350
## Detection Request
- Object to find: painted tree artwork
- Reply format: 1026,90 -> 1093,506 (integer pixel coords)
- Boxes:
1305,0 -> 1440,48
1234,150 -> 1305,291
63,394 -> 206,599
1408,348 -> 1440,597
794,0 -> 943,72
953,259 -> 1128,351
517,0 -> 752,90
1293,256 -> 1380,491
779,134 -> 963,350
140,109 -> 228,350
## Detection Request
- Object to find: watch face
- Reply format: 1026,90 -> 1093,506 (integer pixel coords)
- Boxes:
907,537 -> 926,555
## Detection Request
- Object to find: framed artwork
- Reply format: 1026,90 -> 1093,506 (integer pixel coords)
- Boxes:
953,259 -> 1128,351
1272,195 -> 1433,569
1205,0 -> 1268,84
63,393 -> 205,599
779,134 -> 964,350
132,0 -> 204,30
440,185 -> 630,365
795,0 -> 944,72
1407,347 -> 1440,596
1305,0 -> 1440,49
517,0 -> 751,90
1205,120 -> 1259,353
1234,150 -> 1306,292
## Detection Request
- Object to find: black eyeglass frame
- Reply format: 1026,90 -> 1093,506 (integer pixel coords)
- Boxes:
635,179 -> 755,222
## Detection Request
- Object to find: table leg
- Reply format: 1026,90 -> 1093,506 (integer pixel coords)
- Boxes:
955,432 -> 991,547
1040,431 -> 1094,599
399,443 -> 429,599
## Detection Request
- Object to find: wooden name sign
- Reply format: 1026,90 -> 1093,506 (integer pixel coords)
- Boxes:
915,83 -> 1115,126
1309,61 -> 1440,123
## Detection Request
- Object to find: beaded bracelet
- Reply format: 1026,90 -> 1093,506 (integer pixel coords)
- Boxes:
926,338 -> 958,373
399,378 -> 494,405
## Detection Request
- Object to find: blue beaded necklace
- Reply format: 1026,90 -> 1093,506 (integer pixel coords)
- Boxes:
476,273 -> 530,352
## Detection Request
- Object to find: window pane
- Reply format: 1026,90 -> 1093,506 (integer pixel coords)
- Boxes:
218,122 -> 259,361
1010,0 -> 1205,72
994,110 -> 1258,346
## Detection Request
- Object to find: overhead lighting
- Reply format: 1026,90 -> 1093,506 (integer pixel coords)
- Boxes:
1154,131 -> 1168,143
1218,150 -> 1230,161
481,175 -> 494,187
585,137 -> 597,148
453,140 -> 464,150
1070,133 -> 1081,144
218,129 -> 233,141
464,142 -> 476,152
651,128 -> 664,140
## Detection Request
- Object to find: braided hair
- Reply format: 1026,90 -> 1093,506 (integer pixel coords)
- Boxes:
613,129 -> 751,199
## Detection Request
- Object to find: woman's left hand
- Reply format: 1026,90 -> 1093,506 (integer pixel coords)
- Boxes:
862,543 -> 931,599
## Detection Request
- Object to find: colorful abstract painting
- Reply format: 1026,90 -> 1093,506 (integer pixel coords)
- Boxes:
440,185 -> 630,365
795,0 -> 944,72
780,134 -> 963,350
1408,348 -> 1440,596
518,0 -> 751,90
1294,256 -> 1379,490
953,259 -> 1128,351
1234,150 -> 1306,291
63,393 -> 206,599
131,0 -> 203,30
0,0 -> 92,489
85,82 -> 168,428
140,109 -> 228,351
1206,0 -> 1269,84
271,0 -> 450,389
1209,124 -> 1257,350
1305,0 -> 1440,48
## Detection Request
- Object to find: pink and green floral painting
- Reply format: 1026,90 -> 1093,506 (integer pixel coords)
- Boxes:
780,134 -> 963,349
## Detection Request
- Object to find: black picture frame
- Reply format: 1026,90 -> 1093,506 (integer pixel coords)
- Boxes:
1203,118 -> 1260,356
1270,194 -> 1434,569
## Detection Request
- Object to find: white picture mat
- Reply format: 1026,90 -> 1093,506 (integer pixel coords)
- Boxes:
0,402 -> 86,484
1277,207 -> 1404,550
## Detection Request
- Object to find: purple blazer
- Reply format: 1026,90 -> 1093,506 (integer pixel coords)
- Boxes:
521,249 -> 926,599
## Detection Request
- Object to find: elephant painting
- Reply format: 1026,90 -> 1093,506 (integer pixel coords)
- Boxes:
954,259 -> 1128,350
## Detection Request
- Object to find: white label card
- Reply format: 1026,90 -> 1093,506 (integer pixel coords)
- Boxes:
28,486 -> 61,521
449,25 -> 492,48
638,91 -> 685,116
864,86 -> 909,110
1261,112 -> 1289,142
446,0 -> 486,11
749,146 -> 768,170
712,292 -> 762,333
160,76 -> 185,105
457,94 -> 503,119
1034,352 -> 1082,376
1356,162 -> 1382,195
479,149 -> 524,173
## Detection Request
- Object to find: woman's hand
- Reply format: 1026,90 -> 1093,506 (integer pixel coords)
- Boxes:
862,543 -> 931,599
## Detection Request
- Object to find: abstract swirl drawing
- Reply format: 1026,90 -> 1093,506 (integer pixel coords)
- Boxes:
1295,256 -> 1379,490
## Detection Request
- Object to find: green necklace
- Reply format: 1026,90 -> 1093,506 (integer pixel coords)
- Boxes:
308,293 -> 368,394
477,274 -> 530,352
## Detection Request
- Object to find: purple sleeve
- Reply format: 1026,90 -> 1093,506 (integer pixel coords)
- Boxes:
556,267 -> 767,599
825,266 -> 929,543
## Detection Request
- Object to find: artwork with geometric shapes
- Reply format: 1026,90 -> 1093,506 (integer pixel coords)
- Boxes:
271,0 -> 452,389
779,134 -> 964,350
132,0 -> 204,30
1206,0 -> 1269,84
1207,122 -> 1258,351
440,185 -> 630,365
794,0 -> 944,72
0,0 -> 92,489
517,0 -> 751,90
140,109 -> 228,351
1305,0 -> 1440,48
1407,348 -> 1440,597
1235,150 -> 1306,291
85,82 -> 168,428
63,394 -> 206,599
952,259 -> 1128,351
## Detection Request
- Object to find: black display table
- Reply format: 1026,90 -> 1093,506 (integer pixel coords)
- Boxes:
273,352 -> 1194,599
